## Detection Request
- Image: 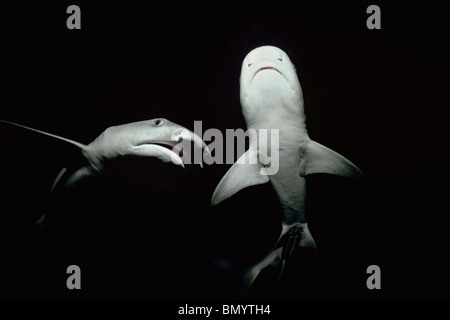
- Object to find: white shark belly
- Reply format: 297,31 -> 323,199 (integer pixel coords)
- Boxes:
269,160 -> 307,225
255,123 -> 309,225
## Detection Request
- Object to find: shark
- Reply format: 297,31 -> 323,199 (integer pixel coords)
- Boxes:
211,46 -> 364,296
0,118 -> 210,225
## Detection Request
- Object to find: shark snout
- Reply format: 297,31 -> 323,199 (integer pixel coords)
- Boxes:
171,127 -> 211,159
246,46 -> 284,67
240,46 -> 303,107
241,46 -> 296,89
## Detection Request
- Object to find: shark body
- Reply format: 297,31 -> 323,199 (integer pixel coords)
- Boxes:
1,118 -> 209,225
211,46 -> 363,296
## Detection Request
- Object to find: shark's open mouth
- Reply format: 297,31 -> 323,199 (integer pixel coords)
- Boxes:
151,142 -> 184,158
137,131 -> 210,167
142,140 -> 206,167
140,141 -> 185,159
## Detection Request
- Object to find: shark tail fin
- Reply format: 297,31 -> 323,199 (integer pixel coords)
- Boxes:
0,119 -> 87,150
239,223 -> 318,297
300,140 -> 364,179
238,247 -> 284,298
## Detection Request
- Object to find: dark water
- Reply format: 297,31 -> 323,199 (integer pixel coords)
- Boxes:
1,1 -> 449,299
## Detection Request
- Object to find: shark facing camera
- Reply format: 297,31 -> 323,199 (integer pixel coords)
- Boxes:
0,45 -> 363,299
211,46 -> 363,297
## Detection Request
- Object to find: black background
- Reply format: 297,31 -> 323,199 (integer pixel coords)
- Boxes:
1,0 -> 449,300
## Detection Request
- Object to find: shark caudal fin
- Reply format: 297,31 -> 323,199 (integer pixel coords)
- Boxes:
0,119 -> 87,150
299,140 -> 364,179
238,247 -> 284,298
211,148 -> 270,206
238,223 -> 318,298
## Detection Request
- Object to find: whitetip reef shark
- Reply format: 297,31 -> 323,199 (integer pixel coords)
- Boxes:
211,46 -> 364,296
0,118 -> 210,225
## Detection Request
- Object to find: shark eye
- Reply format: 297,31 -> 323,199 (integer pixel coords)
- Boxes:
154,119 -> 164,126
248,63 -> 253,67
278,57 -> 283,62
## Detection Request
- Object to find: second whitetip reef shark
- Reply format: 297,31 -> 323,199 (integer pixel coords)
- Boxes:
211,45 -> 364,296
0,118 -> 210,225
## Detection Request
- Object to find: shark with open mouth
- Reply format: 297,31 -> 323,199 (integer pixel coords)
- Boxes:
1,118 -> 210,225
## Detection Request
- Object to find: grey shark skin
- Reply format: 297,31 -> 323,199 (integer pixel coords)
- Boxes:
211,46 -> 363,297
1,118 -> 209,224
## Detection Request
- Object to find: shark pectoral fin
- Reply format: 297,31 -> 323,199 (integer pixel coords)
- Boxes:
62,166 -> 94,190
300,140 -> 364,179
211,149 -> 270,206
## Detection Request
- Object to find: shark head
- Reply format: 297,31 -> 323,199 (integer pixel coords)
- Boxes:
240,46 -> 305,126
85,118 -> 210,170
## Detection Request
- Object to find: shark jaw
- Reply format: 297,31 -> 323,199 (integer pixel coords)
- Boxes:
253,66 -> 283,79
138,138 -> 209,169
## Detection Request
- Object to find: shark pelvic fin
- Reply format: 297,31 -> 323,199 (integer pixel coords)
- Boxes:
211,148 -> 270,206
300,140 -> 364,179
